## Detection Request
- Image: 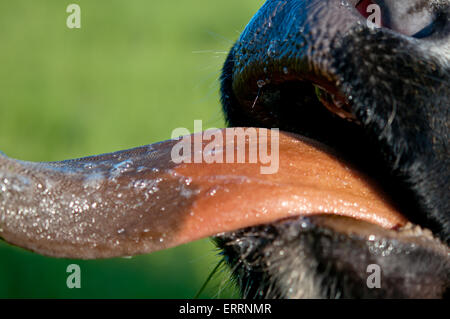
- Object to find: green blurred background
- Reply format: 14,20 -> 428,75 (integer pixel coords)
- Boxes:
0,0 -> 263,298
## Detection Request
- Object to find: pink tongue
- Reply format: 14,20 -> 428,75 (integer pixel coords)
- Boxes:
172,129 -> 406,244
0,129 -> 407,259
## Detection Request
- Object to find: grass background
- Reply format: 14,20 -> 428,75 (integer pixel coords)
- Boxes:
0,0 -> 263,298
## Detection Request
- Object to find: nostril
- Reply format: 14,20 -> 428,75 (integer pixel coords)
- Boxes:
352,0 -> 440,39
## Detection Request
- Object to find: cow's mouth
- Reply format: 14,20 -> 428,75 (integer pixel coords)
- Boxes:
220,0 -> 449,242
218,70 -> 450,298
221,59 -> 434,238
219,64 -> 450,297
217,0 -> 449,297
0,0 -> 447,299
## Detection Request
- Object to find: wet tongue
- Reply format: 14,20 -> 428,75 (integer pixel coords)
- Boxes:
0,129 -> 407,259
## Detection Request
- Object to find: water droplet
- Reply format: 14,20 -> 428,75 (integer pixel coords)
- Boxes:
267,41 -> 277,57
83,163 -> 96,169
110,160 -> 134,178
257,80 -> 266,88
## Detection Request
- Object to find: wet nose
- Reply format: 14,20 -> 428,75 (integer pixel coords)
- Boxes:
222,0 -> 447,116
221,0 -> 365,126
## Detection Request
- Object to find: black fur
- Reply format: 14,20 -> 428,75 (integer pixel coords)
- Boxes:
217,0 -> 449,298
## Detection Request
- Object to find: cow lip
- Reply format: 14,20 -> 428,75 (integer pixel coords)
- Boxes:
281,214 -> 448,250
246,214 -> 449,259
216,214 -> 450,298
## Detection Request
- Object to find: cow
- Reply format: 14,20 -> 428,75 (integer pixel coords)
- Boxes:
0,0 -> 449,298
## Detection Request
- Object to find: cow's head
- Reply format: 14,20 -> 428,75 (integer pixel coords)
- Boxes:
0,0 -> 449,298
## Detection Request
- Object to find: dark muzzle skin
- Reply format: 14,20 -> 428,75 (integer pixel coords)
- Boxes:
215,216 -> 449,298
220,0 -> 450,243
218,0 -> 450,298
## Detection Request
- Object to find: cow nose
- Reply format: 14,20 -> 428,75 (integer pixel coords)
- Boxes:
350,0 -> 440,38
221,0 -> 448,127
221,0 -> 365,127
